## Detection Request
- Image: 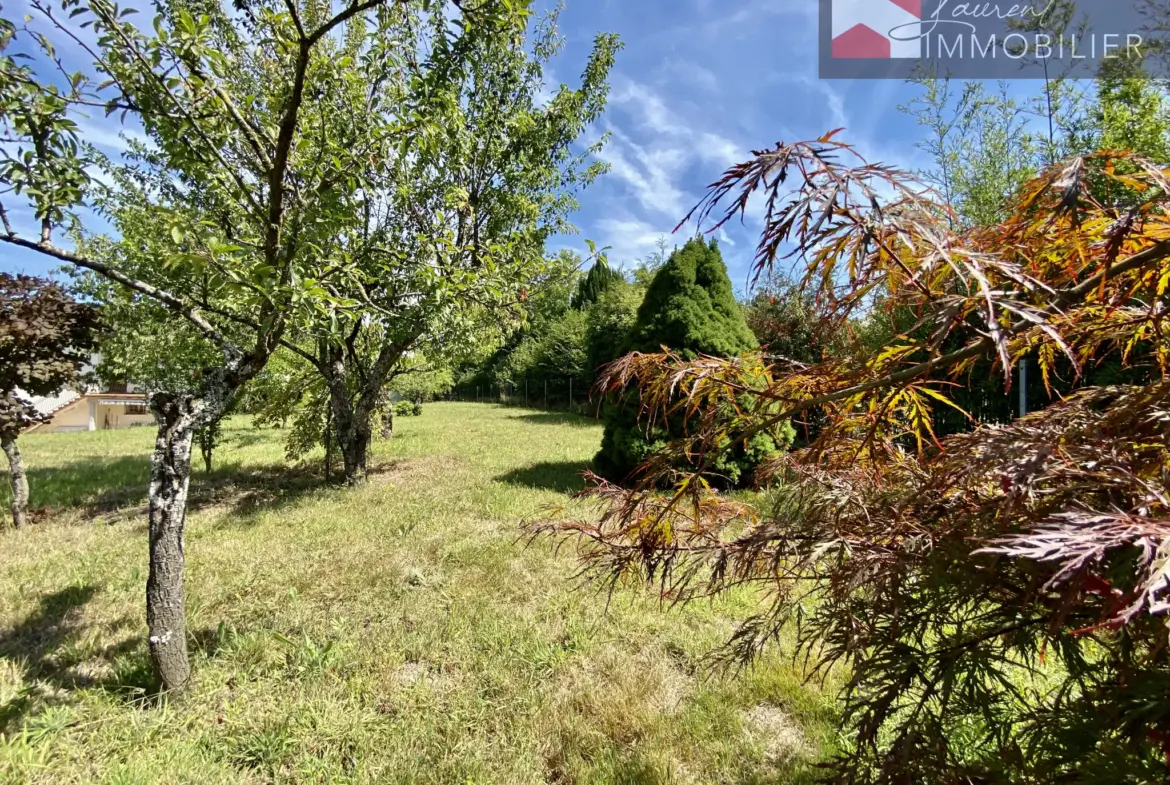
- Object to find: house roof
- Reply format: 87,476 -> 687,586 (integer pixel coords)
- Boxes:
28,389 -> 83,417
18,387 -> 148,430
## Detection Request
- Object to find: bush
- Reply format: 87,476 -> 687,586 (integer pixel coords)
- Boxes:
393,400 -> 422,418
571,257 -> 624,309
388,366 -> 453,403
584,280 -> 642,376
595,237 -> 791,486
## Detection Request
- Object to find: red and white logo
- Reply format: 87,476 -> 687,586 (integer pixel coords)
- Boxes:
831,0 -> 922,59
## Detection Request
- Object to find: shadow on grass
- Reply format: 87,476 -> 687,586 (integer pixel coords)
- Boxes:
503,410 -> 601,428
496,460 -> 591,494
190,463 -> 330,523
14,455 -> 152,520
226,430 -> 279,449
6,457 -> 332,525
0,585 -> 151,731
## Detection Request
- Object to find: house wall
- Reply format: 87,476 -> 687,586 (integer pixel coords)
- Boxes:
43,400 -> 92,432
34,397 -> 155,433
95,402 -> 155,430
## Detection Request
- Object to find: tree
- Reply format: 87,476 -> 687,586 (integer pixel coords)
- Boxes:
0,0 -> 489,692
744,270 -> 839,366
900,78 -> 1038,229
278,9 -> 619,484
898,65 -> 1170,437
538,136 -> 1170,783
471,248 -> 583,389
630,235 -> 670,287
593,236 -> 789,486
583,275 -> 642,379
388,360 -> 454,404
571,255 -> 623,309
0,274 -> 100,529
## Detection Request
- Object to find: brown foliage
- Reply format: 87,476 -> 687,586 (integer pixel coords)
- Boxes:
536,137 -> 1170,783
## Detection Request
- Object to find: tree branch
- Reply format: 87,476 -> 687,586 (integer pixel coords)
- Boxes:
0,234 -> 239,356
744,239 -> 1170,442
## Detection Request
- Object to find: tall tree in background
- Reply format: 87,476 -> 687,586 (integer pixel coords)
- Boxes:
582,272 -> 642,380
571,252 -> 623,309
744,271 -> 839,366
0,274 -> 99,529
469,248 -> 581,390
0,0 -> 512,692
900,78 -> 1036,228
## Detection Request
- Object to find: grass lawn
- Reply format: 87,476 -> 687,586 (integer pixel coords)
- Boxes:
0,403 -> 838,784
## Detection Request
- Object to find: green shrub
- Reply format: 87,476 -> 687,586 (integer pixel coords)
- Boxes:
388,365 -> 453,403
595,237 -> 792,486
393,400 -> 422,418
571,257 -> 624,309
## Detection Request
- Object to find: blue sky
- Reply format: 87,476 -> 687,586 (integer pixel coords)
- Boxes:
538,0 -> 932,289
1,0 -> 942,291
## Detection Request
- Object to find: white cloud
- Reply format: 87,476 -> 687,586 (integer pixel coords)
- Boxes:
651,0 -> 818,46
657,58 -> 718,93
75,117 -> 149,153
594,216 -> 670,263
696,131 -> 741,168
535,66 -> 558,109
583,74 -> 757,261
611,78 -> 742,166
593,76 -> 744,219
592,125 -> 688,217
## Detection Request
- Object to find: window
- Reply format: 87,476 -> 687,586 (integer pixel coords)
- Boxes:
125,403 -> 149,416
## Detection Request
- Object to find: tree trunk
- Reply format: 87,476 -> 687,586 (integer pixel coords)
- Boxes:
320,331 -> 420,485
381,407 -> 394,439
325,367 -> 373,486
145,393 -> 204,694
327,384 -> 371,485
323,403 -> 333,483
2,435 -> 29,529
340,427 -> 369,484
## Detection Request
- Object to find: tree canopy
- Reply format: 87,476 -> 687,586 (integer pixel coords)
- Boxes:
622,237 -> 757,358
571,255 -> 624,310
0,274 -> 100,435
0,0 -> 555,693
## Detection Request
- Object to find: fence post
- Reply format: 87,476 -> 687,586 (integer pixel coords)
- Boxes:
569,377 -> 572,413
544,380 -> 548,409
525,379 -> 528,406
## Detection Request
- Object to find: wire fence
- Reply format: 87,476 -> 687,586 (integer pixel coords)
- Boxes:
446,377 -> 597,416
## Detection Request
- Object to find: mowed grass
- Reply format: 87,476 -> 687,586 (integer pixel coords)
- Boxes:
0,403 -> 838,784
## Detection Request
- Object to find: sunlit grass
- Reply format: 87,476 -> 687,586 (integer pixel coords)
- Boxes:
0,403 -> 838,784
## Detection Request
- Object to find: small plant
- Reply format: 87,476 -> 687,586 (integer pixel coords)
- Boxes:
273,631 -> 338,677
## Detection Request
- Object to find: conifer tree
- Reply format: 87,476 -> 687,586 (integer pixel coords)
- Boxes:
571,257 -> 624,309
594,237 -> 790,485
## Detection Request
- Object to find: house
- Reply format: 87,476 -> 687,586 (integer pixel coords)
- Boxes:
23,384 -> 154,433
